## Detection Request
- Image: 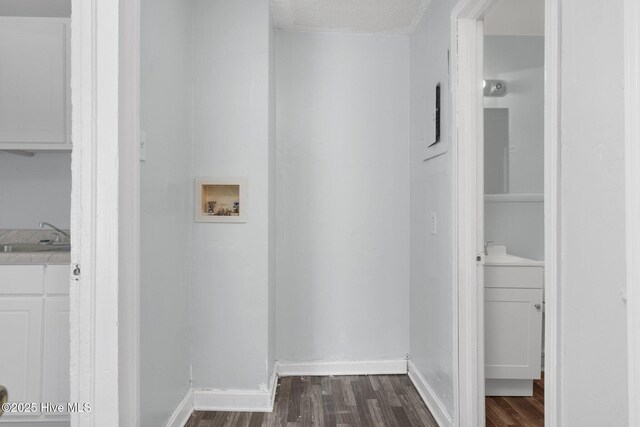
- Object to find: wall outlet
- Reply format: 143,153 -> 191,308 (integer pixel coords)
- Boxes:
430,212 -> 438,235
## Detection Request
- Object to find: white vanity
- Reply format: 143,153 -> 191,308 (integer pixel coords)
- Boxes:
484,245 -> 544,396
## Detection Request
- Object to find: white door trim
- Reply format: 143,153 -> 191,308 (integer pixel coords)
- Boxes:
70,0 -> 121,425
451,0 -> 560,425
624,0 -> 640,423
118,0 -> 141,425
543,0 -> 561,425
450,1 -> 493,425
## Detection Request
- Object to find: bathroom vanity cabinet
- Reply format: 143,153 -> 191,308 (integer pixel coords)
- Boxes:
0,264 -> 70,425
0,18 -> 71,150
485,258 -> 544,397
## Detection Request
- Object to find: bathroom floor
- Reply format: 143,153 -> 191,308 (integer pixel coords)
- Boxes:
485,375 -> 544,426
185,375 -> 438,426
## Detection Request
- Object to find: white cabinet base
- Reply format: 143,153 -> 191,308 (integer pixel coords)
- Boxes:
0,264 -> 69,426
485,379 -> 533,397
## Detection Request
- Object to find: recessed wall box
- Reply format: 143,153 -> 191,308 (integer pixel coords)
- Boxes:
195,177 -> 247,223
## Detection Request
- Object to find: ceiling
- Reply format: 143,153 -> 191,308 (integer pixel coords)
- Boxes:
271,0 -> 431,35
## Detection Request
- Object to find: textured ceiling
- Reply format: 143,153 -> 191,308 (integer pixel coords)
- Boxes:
271,0 -> 431,35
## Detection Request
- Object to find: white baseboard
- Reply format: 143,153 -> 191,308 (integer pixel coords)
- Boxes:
164,367 -> 277,425
193,367 -> 278,413
267,363 -> 278,409
276,358 -> 408,377
193,388 -> 273,413
408,359 -> 453,427
165,388 -> 194,427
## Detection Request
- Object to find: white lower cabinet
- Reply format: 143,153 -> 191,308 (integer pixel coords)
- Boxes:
0,264 -> 70,426
484,264 -> 544,396
485,288 -> 543,377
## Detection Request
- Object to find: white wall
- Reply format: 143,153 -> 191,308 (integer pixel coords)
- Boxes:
485,200 -> 544,260
484,35 -> 544,260
409,0 -> 456,419
0,151 -> 70,229
190,0 -> 275,391
275,31 -> 411,363
139,0 -> 193,425
559,0 -> 628,423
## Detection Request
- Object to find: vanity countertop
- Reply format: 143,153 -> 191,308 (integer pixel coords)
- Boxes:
0,229 -> 71,265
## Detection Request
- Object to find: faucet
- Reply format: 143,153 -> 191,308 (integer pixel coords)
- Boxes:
39,222 -> 70,240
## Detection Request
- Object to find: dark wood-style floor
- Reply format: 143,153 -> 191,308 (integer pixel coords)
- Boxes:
185,375 -> 438,427
485,376 -> 544,427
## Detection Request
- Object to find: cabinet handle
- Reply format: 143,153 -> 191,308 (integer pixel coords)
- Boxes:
535,304 -> 542,310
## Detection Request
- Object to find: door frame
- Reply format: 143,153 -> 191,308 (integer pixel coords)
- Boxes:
70,0 -> 121,425
624,0 -> 640,423
118,0 -> 141,425
70,0 -> 140,425
451,0 -> 561,425
450,1 -> 489,425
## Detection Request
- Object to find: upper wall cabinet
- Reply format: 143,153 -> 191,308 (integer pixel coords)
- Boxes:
0,18 -> 70,150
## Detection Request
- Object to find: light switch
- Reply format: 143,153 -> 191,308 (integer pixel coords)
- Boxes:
430,212 -> 438,235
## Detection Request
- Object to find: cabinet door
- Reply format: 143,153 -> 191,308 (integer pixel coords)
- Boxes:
0,18 -> 70,144
46,264 -> 70,295
485,288 -> 543,379
42,297 -> 70,413
0,298 -> 43,417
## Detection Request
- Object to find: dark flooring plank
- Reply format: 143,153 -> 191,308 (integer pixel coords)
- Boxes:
397,394 -> 427,427
248,412 -> 265,427
374,390 -> 400,427
485,377 -> 544,427
377,376 -> 402,408
187,375 -> 438,427
391,406 -> 413,427
300,396 -> 312,427
309,384 -> 325,426
402,387 -> 439,427
351,377 -> 376,427
320,379 -> 337,427
366,398 -> 386,426
288,377 -> 306,423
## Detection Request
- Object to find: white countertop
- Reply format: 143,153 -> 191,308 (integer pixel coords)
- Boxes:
0,229 -> 71,265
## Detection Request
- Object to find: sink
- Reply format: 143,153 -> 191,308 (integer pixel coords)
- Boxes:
2,243 -> 70,253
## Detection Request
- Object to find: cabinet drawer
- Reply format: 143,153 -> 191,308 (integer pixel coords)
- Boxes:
485,265 -> 543,289
0,265 -> 44,294
46,265 -> 70,295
